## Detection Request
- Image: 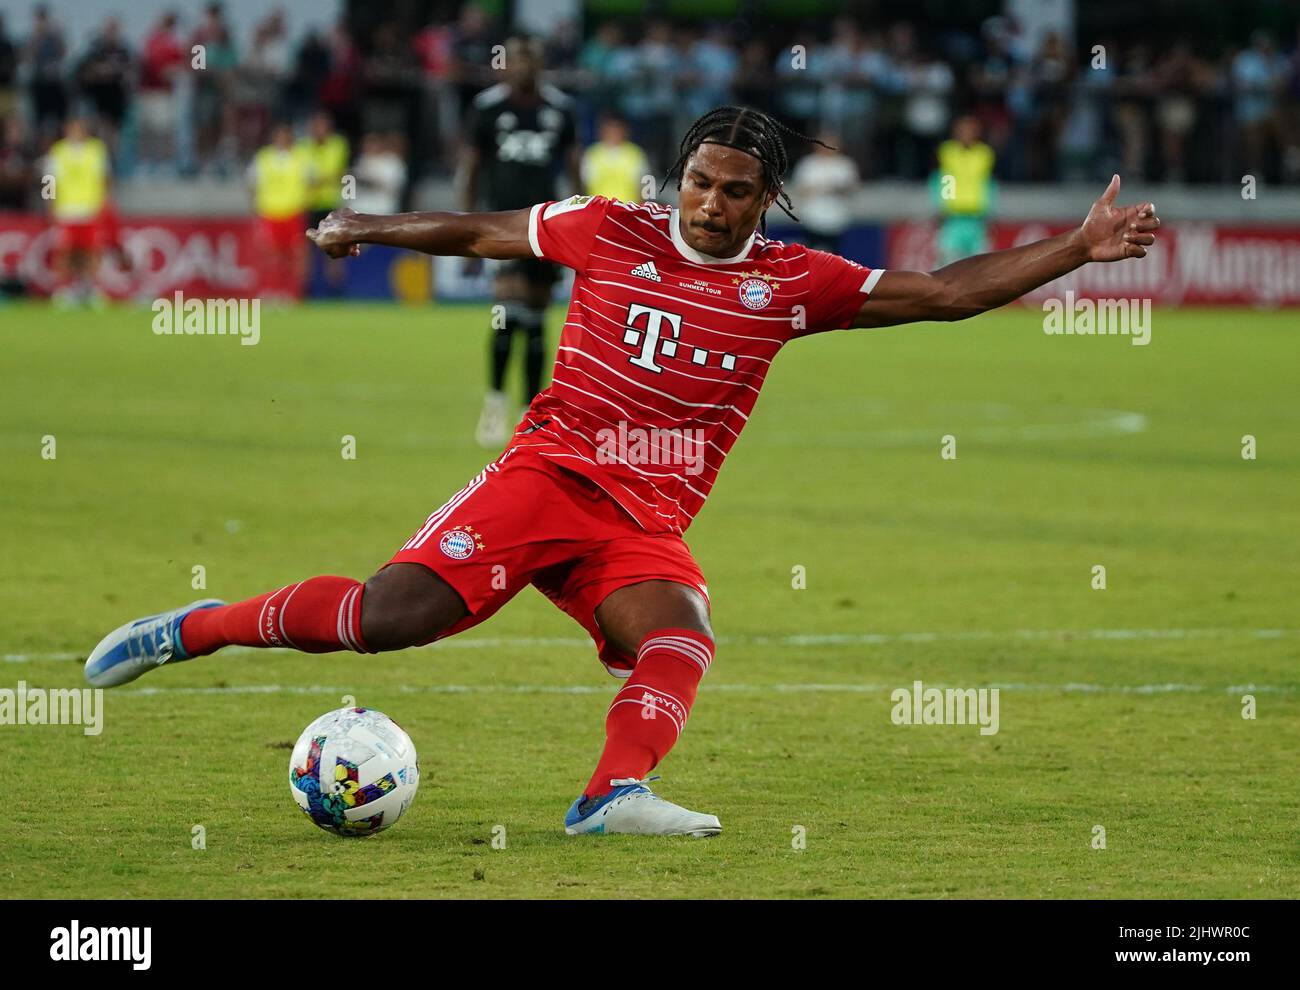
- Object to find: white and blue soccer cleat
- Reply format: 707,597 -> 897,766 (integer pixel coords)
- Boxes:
564,777 -> 722,837
84,599 -> 224,688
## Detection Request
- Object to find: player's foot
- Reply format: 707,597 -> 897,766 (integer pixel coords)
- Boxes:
84,599 -> 224,688
475,389 -> 509,447
564,777 -> 722,837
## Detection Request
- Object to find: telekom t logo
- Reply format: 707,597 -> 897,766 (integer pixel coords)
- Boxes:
623,303 -> 681,374
622,303 -> 738,373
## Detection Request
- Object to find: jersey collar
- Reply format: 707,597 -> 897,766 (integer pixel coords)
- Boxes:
670,209 -> 756,265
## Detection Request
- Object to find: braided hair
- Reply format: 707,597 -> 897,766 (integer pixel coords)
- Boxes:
662,106 -> 835,233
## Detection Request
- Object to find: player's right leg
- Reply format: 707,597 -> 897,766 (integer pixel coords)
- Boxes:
83,564 -> 467,688
84,446 -> 565,687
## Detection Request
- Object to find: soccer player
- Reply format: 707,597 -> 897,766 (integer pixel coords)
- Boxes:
931,114 -> 997,265
248,122 -> 313,298
299,111 -> 350,295
460,35 -> 579,447
580,113 -> 650,203
45,116 -> 109,306
85,106 -> 1160,837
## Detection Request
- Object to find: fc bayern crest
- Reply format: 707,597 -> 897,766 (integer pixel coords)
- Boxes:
737,277 -> 774,310
438,526 -> 481,560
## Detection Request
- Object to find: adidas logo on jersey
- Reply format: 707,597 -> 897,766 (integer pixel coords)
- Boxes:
630,260 -> 662,282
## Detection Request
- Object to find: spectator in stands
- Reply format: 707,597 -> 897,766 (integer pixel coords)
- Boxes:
365,20 -> 422,180
734,38 -> 776,119
545,19 -> 582,72
190,3 -> 239,175
26,5 -> 67,138
248,122 -> 312,298
894,24 -> 954,179
413,17 -> 456,171
76,17 -> 133,151
1056,40 -> 1110,182
318,19 -> 362,146
970,16 -> 1021,169
1026,31 -> 1073,181
450,4 -> 497,116
0,113 -> 36,211
1112,44 -> 1155,180
1286,26 -> 1300,181
789,130 -> 859,253
577,21 -> 624,127
287,28 -> 329,122
247,8 -> 292,121
0,9 -> 1293,200
581,113 -> 649,202
138,11 -> 185,173
0,14 -> 16,123
820,20 -> 875,172
350,131 -> 406,215
1233,30 -> 1290,182
1154,41 -> 1209,183
620,20 -> 677,171
677,24 -> 737,125
773,30 -> 823,138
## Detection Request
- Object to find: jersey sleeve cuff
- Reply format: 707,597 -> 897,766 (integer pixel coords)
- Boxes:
862,268 -> 885,296
527,203 -> 544,259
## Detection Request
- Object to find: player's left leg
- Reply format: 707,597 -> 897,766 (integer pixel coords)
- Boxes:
586,579 -> 713,789
561,578 -> 721,837
528,477 -> 723,839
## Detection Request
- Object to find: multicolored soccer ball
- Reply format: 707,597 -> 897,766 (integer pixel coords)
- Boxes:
289,707 -> 420,837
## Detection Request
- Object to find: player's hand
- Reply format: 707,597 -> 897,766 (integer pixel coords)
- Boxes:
1076,174 -> 1161,262
306,208 -> 364,259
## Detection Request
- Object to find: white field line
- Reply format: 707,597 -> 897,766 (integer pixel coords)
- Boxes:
91,680 -> 1297,698
5,626 -> 1297,664
761,408 -> 1148,447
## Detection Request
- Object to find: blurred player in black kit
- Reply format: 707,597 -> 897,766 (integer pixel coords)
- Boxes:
460,35 -> 579,446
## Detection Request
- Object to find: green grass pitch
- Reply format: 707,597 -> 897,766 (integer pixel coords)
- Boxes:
1,299 -> 1296,898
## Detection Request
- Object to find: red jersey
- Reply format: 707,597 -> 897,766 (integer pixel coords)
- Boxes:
508,194 -> 885,535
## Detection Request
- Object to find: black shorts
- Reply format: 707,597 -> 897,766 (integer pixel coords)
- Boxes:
499,257 -> 561,289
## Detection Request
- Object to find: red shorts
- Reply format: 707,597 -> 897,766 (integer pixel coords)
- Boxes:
258,215 -> 304,252
386,444 -> 709,676
58,220 -> 100,253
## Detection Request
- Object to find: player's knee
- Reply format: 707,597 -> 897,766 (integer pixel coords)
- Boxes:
360,563 -> 467,651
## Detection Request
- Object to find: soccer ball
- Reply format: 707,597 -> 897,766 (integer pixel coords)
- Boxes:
289,707 -> 420,837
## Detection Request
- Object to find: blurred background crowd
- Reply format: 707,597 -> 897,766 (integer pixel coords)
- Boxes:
2,0 -> 1300,216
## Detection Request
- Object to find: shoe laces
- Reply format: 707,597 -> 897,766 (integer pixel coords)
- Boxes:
609,775 -> 661,789
125,617 -> 174,665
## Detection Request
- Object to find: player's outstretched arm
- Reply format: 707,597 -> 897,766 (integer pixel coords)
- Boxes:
305,206 -> 535,261
852,175 -> 1161,329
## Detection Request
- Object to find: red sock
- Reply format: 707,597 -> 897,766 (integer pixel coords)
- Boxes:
178,576 -> 369,657
584,628 -> 713,799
